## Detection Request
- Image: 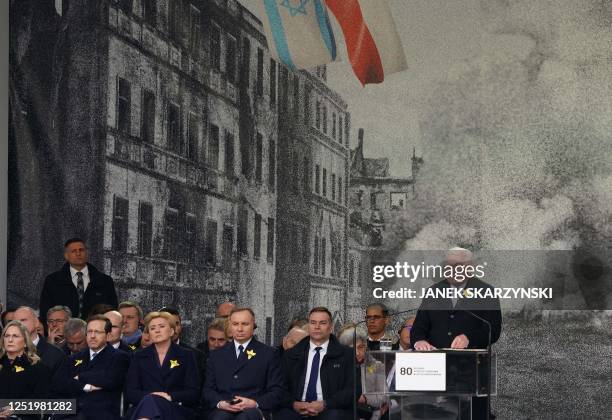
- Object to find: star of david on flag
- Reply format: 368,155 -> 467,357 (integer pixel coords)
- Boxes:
279,0 -> 309,17
257,0 -> 336,69
258,0 -> 407,85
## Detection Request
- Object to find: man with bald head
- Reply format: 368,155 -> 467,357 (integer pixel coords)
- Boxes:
14,306 -> 66,375
216,301 -> 236,318
104,310 -> 132,353
411,247 -> 502,419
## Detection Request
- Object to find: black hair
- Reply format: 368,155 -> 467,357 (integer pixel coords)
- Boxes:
64,238 -> 86,248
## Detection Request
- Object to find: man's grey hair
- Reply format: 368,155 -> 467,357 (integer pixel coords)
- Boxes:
47,305 -> 72,319
15,306 -> 38,319
64,318 -> 87,337
337,326 -> 367,347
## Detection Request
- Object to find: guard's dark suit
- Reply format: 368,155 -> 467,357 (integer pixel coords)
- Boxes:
202,339 -> 284,419
52,345 -> 129,420
411,277 -> 502,420
39,263 -> 118,322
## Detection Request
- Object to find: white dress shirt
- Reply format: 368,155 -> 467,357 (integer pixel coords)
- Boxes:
234,338 -> 252,358
83,345 -> 106,392
301,340 -> 329,401
89,345 -> 105,361
70,265 -> 90,291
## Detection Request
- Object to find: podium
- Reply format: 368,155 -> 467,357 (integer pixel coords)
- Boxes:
361,350 -> 496,420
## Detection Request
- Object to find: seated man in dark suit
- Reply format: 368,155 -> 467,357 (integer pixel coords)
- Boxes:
104,310 -> 134,353
14,306 -> 66,376
203,307 -> 284,419
52,315 -> 129,420
63,318 -> 88,355
39,238 -> 118,323
411,247 -> 502,420
118,301 -> 144,351
45,305 -> 72,346
196,317 -> 230,385
365,303 -> 395,350
278,307 -> 355,420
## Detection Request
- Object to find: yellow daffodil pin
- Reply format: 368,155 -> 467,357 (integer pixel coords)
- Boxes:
246,349 -> 256,360
170,359 -> 180,369
14,365 -> 24,373
129,344 -> 136,351
74,359 -> 83,367
367,364 -> 376,374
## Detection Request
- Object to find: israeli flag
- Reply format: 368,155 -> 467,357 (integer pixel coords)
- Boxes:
258,0 -> 337,69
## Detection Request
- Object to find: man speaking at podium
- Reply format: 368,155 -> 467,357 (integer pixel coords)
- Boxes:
410,247 -> 502,419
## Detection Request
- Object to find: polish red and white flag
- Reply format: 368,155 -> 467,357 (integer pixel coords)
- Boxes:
325,0 -> 407,85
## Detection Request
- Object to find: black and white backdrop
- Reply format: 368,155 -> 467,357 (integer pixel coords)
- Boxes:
8,0 -> 612,418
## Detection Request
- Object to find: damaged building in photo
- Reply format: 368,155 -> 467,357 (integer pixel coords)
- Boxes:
9,0 -> 354,343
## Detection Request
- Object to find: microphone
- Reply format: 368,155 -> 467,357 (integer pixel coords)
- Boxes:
352,308 -> 418,420
463,309 -> 493,420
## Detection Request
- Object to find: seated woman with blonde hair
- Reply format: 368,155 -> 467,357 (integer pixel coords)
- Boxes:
126,311 -> 200,420
0,320 -> 51,420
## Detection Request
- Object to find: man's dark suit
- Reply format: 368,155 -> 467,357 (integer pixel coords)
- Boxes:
52,345 -> 129,420
410,277 -> 502,349
117,341 -> 135,354
36,335 -> 67,376
279,335 -> 355,420
125,342 -> 200,419
122,336 -> 142,352
39,263 -> 118,323
410,277 -> 502,420
203,339 -> 284,419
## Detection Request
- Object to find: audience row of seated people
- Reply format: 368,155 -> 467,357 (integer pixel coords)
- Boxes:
1,301 -> 417,420
1,242 -> 500,420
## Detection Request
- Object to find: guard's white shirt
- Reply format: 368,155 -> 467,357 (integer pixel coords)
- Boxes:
70,265 -> 90,291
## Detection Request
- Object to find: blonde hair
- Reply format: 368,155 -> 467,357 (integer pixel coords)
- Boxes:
0,320 -> 41,366
143,311 -> 177,330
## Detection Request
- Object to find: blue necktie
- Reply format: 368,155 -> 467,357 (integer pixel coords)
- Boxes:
238,345 -> 244,360
305,347 -> 322,402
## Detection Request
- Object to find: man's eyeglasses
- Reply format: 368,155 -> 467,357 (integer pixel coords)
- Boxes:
48,319 -> 67,325
365,315 -> 385,322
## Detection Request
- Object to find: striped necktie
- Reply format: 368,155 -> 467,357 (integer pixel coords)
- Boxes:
76,272 -> 85,317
